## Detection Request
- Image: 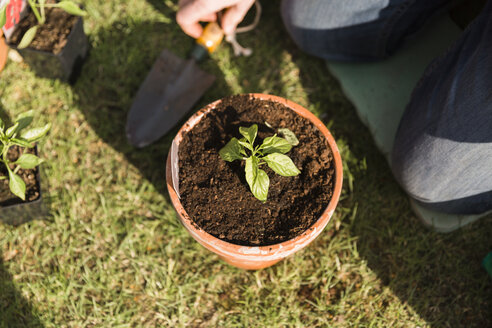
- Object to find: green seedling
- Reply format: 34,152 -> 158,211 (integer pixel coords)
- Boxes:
0,111 -> 50,200
219,124 -> 300,201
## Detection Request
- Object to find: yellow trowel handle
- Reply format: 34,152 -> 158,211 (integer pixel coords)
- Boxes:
197,22 -> 224,53
190,22 -> 224,61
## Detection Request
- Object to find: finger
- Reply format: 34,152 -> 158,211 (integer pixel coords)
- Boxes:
200,12 -> 217,22
221,0 -> 255,35
177,0 -> 245,37
177,1 -> 220,37
178,21 -> 203,38
181,12 -> 216,37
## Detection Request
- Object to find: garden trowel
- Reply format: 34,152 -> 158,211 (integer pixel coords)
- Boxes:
126,22 -> 224,148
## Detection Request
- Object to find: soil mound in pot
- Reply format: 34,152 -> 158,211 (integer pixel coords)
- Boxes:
178,95 -> 335,246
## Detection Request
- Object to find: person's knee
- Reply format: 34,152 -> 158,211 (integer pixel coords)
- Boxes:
391,140 -> 446,205
391,136 -> 492,214
281,0 -> 389,61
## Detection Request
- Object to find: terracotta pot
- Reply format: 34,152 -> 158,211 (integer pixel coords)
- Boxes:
0,30 -> 8,73
166,94 -> 343,270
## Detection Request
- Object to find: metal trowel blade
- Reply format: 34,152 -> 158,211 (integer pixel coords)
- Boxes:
126,49 -> 215,148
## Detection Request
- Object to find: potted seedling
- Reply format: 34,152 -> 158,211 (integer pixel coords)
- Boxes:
167,94 -> 343,269
219,124 -> 301,202
0,110 -> 50,225
0,0 -> 88,82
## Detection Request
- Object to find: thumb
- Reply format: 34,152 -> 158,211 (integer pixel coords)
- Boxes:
221,0 -> 255,35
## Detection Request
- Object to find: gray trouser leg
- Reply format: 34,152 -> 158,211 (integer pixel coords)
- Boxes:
391,1 -> 492,214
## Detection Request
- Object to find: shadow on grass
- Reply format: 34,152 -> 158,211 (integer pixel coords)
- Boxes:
0,108 -> 43,327
72,16 -> 232,202
0,258 -> 44,328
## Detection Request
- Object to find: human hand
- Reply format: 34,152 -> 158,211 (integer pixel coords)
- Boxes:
176,0 -> 255,38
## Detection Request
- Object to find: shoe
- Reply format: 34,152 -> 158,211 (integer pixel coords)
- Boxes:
409,199 -> 492,233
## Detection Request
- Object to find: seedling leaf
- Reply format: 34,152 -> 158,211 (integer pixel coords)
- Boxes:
15,153 -> 44,169
20,123 -> 51,142
278,128 -> 299,146
263,153 -> 301,176
6,122 -> 19,138
15,111 -> 34,133
260,135 -> 292,155
245,156 -> 257,189
55,1 -> 87,16
11,138 -> 34,148
237,138 -> 253,151
254,169 -> 269,202
18,26 -> 38,49
219,137 -> 243,162
239,124 -> 257,146
8,168 -> 26,200
245,156 -> 269,201
0,5 -> 6,28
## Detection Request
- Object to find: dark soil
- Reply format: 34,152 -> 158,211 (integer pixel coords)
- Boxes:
9,1 -> 78,54
178,95 -> 335,246
0,146 -> 41,206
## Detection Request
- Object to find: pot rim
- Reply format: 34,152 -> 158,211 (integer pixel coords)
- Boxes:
166,93 -> 343,262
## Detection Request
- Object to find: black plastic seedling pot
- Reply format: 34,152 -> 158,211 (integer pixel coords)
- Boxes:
6,16 -> 88,83
0,171 -> 46,226
0,147 -> 48,226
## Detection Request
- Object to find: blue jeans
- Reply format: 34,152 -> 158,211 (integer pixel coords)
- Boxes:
282,0 -> 492,214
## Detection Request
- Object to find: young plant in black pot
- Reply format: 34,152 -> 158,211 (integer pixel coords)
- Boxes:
0,110 -> 50,225
0,0 -> 88,82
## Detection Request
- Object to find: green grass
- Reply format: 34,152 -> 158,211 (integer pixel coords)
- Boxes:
0,0 -> 491,327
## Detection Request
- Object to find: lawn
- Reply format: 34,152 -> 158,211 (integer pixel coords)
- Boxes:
0,0 -> 491,327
